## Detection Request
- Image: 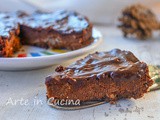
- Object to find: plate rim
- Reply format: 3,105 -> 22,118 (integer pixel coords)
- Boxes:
0,28 -> 102,61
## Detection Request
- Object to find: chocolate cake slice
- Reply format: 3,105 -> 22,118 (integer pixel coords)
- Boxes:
45,49 -> 153,103
20,10 -> 93,50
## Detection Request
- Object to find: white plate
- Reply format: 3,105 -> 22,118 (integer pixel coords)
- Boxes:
0,29 -> 102,71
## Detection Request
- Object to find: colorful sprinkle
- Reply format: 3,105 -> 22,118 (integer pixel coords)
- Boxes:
41,51 -> 54,55
17,53 -> 27,57
30,53 -> 41,57
51,49 -> 67,53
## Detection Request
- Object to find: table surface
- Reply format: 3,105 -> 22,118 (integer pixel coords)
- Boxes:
0,26 -> 160,120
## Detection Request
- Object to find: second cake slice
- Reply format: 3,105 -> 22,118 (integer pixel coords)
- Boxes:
45,49 -> 153,103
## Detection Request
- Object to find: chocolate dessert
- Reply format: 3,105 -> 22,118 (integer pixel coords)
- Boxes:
20,10 -> 93,50
0,10 -> 93,57
45,49 -> 153,103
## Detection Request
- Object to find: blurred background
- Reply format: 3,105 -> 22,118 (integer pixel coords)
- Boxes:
0,0 -> 160,25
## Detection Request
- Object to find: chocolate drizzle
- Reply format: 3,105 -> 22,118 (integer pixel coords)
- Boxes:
0,11 -> 26,38
0,10 -> 90,38
52,49 -> 146,81
22,10 -> 89,34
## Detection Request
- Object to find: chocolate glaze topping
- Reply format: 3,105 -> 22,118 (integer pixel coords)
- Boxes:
0,11 -> 27,38
0,10 -> 90,38
0,21 -> 17,37
53,49 -> 147,81
22,10 -> 90,34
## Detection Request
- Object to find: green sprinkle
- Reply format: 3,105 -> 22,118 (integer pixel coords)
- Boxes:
41,51 -> 54,55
